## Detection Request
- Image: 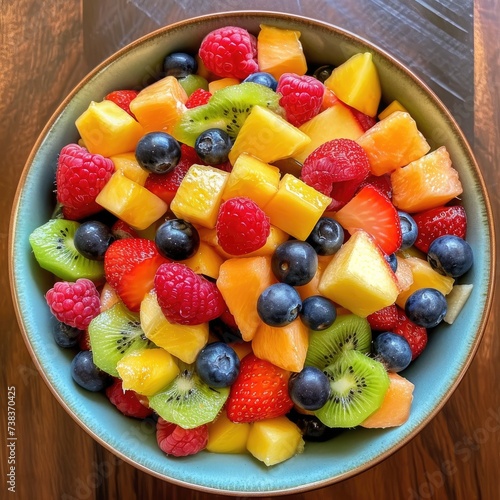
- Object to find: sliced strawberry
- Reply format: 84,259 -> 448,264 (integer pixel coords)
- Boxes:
104,89 -> 139,118
358,173 -> 392,200
412,205 -> 467,253
333,184 -> 402,255
393,307 -> 428,360
104,238 -> 170,312
185,88 -> 212,108
367,304 -> 398,331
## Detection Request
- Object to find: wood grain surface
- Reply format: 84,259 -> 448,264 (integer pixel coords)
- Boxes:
1,1 -> 499,499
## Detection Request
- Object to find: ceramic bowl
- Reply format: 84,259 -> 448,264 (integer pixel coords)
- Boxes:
9,11 -> 495,496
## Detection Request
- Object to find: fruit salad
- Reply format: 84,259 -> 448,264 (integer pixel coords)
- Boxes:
29,24 -> 475,467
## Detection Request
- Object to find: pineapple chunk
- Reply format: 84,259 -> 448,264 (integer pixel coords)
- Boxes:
207,411 -> 251,454
110,152 -> 149,185
444,284 -> 473,324
208,77 -> 240,93
246,416 -> 304,466
182,241 -> 225,279
378,99 -> 408,120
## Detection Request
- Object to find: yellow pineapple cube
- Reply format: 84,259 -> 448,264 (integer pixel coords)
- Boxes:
140,291 -> 209,364
95,171 -> 168,230
228,106 -> 311,165
223,153 -> 281,209
264,174 -> 331,240
246,416 -> 304,466
75,100 -> 144,157
116,348 -> 179,396
378,100 -> 408,120
208,77 -> 240,93
110,152 -> 149,185
318,230 -> 399,317
183,241 -> 225,279
170,164 -> 229,228
207,411 -> 251,454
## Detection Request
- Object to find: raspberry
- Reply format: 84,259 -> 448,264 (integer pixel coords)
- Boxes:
45,278 -> 100,330
156,418 -> 208,457
185,88 -> 212,108
154,263 -> 226,325
216,197 -> 270,255
105,378 -> 153,419
276,73 -> 324,127
199,26 -> 258,79
104,90 -> 139,118
56,144 -> 114,220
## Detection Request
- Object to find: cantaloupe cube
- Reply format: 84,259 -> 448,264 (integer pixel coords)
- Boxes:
207,411 -> 251,454
110,152 -> 149,185
296,255 -> 333,300
318,230 -> 399,317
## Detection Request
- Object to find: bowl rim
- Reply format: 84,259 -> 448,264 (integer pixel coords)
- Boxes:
8,10 -> 496,496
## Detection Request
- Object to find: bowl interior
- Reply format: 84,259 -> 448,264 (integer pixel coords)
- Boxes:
10,11 -> 494,495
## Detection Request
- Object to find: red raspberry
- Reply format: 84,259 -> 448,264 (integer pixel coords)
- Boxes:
199,26 -> 258,79
393,307 -> 428,360
367,304 -> 398,331
185,88 -> 212,108
56,144 -> 114,220
216,197 -> 270,255
45,278 -> 100,330
156,418 -> 208,457
104,90 -> 139,118
154,263 -> 226,325
105,378 -> 153,419
276,73 -> 324,127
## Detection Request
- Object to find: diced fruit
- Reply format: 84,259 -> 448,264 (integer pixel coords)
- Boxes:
129,76 -> 188,134
100,282 -> 120,312
140,291 -> 209,364
296,255 -> 332,300
182,241 -> 225,279
110,152 -> 149,185
324,52 -> 381,117
95,171 -> 168,230
170,164 -> 229,228
257,24 -> 307,79
206,411 -> 251,454
246,416 -> 304,466
391,146 -> 463,212
208,77 -> 240,93
116,348 -> 180,396
228,105 -> 311,165
264,173 -> 332,240
395,255 -> 414,292
378,99 -> 408,120
75,100 -> 144,157
318,230 -> 399,317
356,111 -> 431,176
444,284 -> 474,324
361,372 -> 414,428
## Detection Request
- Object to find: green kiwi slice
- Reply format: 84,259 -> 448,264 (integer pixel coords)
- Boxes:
29,218 -> 104,282
148,363 -> 229,429
305,314 -> 372,370
88,302 -> 151,377
315,350 -> 390,428
172,82 -> 282,146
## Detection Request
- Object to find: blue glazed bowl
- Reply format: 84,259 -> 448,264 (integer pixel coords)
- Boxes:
9,11 -> 495,495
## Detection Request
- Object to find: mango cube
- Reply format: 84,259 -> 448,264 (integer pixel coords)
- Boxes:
207,411 -> 250,454
208,77 -> 240,93
378,99 -> 408,120
182,241 -> 225,279
110,152 -> 149,185
318,230 -> 399,317
75,100 -> 144,157
264,174 -> 331,240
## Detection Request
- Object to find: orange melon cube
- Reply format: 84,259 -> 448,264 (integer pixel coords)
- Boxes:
356,111 -> 431,176
361,372 -> 414,428
129,76 -> 188,134
296,255 -> 333,300
252,318 -> 309,373
110,152 -> 149,185
217,256 -> 276,341
257,24 -> 307,79
208,77 -> 240,93
391,146 -> 463,212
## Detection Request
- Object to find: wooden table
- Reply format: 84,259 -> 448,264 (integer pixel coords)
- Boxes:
1,1 -> 499,498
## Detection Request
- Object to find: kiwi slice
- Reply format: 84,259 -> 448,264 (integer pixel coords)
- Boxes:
29,218 -> 104,282
148,363 -> 229,429
88,302 -> 151,377
315,350 -> 390,428
305,314 -> 372,370
172,82 -> 282,146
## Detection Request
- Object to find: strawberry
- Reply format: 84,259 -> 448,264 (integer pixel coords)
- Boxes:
105,378 -> 153,419
412,205 -> 467,253
358,174 -> 392,200
333,184 -> 402,255
111,220 -> 139,240
104,89 -> 139,118
104,238 -> 169,312
156,418 -> 208,457
227,354 -> 294,423
393,307 -> 428,360
185,88 -> 212,108
367,304 -> 398,331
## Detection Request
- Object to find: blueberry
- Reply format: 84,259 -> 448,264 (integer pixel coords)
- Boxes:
155,219 -> 200,261
135,132 -> 181,174
287,409 -> 343,442
385,253 -> 398,272
427,235 -> 473,278
71,351 -> 110,392
74,220 -> 115,261
257,283 -> 302,327
288,366 -> 331,411
405,287 -> 448,328
271,240 -> 318,286
195,342 -> 240,388
300,295 -> 337,331
194,128 -> 232,165
52,320 -> 83,348
243,71 -> 278,91
163,52 -> 197,78
306,217 -> 344,256
372,332 -> 412,372
312,65 -> 335,83
398,211 -> 418,250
